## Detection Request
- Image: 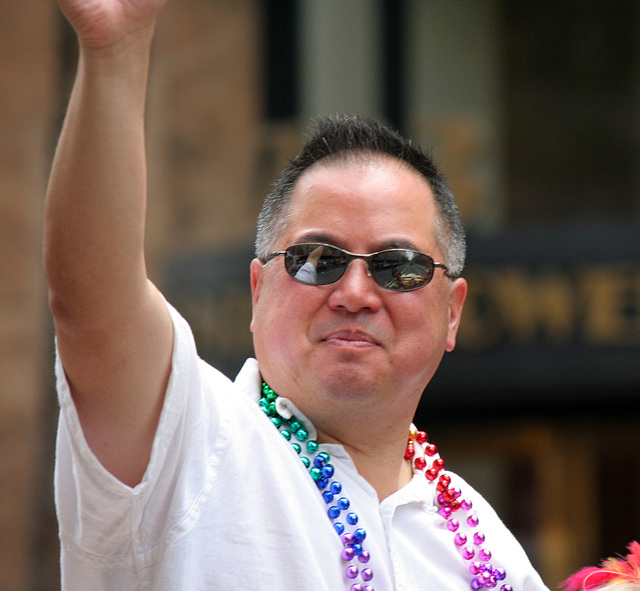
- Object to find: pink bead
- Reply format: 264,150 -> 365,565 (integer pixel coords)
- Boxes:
480,548 -> 492,562
454,532 -> 467,546
438,506 -> 452,519
467,514 -> 480,527
469,561 -> 482,575
462,546 -> 476,560
447,518 -> 460,532
461,499 -> 473,511
473,532 -> 486,545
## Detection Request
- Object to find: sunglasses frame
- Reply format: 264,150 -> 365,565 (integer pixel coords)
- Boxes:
263,243 -> 452,292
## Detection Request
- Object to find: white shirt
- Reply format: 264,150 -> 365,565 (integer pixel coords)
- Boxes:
54,302 -> 550,590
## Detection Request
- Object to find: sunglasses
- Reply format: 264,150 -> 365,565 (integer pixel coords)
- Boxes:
263,243 -> 452,292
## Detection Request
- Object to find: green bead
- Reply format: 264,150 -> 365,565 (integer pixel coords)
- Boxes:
295,428 -> 309,442
289,420 -> 302,432
318,452 -> 330,462
280,429 -> 291,440
300,456 -> 310,468
267,401 -> 277,415
270,417 -> 282,428
310,467 -> 322,481
291,443 -> 301,454
306,440 -> 319,453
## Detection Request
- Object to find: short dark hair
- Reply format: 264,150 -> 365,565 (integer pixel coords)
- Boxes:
255,114 -> 466,277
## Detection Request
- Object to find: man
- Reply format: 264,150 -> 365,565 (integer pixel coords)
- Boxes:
45,1 -> 550,590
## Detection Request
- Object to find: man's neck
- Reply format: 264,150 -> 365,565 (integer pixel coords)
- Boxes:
315,426 -> 414,501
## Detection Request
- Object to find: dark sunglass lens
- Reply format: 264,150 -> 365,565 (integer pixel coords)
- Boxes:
371,251 -> 434,291
284,244 -> 349,286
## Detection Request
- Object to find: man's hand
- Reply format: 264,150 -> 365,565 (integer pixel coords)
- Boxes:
57,0 -> 169,51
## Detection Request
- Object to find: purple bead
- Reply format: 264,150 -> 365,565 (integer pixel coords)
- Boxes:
350,585 -> 363,591
358,550 -> 371,564
342,533 -> 354,545
346,565 -> 359,579
500,586 -> 513,591
495,568 -> 506,581
364,587 -> 374,591
447,518 -> 460,532
342,547 -> 355,561
472,576 -> 484,590
362,568 -> 373,581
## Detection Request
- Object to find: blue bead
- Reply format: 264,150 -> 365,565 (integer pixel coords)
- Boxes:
322,465 -> 335,478
334,522 -> 345,535
347,512 -> 358,525
353,528 -> 366,542
328,506 -> 341,519
314,456 -> 325,468
317,476 -> 329,489
330,482 -> 342,494
338,497 -> 350,510
353,543 -> 363,556
323,491 -> 334,503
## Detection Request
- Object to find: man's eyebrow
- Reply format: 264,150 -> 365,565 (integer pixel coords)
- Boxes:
293,233 -> 422,253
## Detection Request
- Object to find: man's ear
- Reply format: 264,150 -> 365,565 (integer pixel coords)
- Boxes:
445,277 -> 468,352
249,258 -> 264,333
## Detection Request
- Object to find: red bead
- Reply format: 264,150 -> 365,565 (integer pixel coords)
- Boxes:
425,443 -> 437,456
416,431 -> 428,444
404,443 -> 415,460
414,457 -> 427,470
433,458 -> 445,471
425,468 -> 439,481
439,474 -> 451,485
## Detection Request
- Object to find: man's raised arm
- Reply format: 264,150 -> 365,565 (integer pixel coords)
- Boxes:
44,0 -> 173,487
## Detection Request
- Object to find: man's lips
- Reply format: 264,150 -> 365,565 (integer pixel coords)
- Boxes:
320,330 -> 380,347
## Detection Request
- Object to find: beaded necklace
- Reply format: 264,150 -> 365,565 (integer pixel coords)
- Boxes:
260,382 -> 513,591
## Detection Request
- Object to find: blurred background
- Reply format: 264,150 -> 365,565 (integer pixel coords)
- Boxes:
1,0 -> 639,589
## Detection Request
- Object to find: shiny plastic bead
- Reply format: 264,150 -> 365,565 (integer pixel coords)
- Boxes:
461,499 -> 473,511
469,561 -> 482,575
323,491 -> 334,503
334,522 -> 345,535
362,568 -> 373,581
271,417 -> 282,428
322,465 -> 335,478
346,565 -> 359,579
279,429 -> 291,440
338,497 -> 350,510
500,585 -> 513,591
416,430 -> 428,444
347,512 -> 358,525
433,458 -> 445,471
310,467 -> 322,481
352,543 -> 363,556
479,549 -> 492,562
455,532 -> 468,546
289,420 -> 302,432
438,506 -> 452,519
295,428 -> 308,442
414,457 -> 427,470
447,518 -> 460,532
353,528 -> 366,542
425,443 -> 438,456
473,532 -> 486,545
358,550 -> 371,563
467,514 -> 480,528
314,455 -> 326,468
342,547 -> 355,561
306,440 -> 319,453
472,576 -> 485,590
495,568 -> 506,581
462,547 -> 476,560
425,468 -> 439,481
328,506 -> 341,519
300,457 -> 310,468
342,533 -> 354,545
291,443 -> 301,454
350,585 -> 363,591
404,443 -> 415,460
330,482 -> 342,494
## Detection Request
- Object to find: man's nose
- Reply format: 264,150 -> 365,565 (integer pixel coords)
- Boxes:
326,259 -> 382,313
